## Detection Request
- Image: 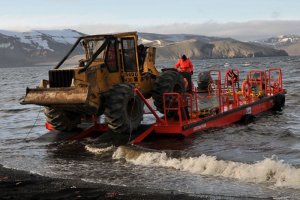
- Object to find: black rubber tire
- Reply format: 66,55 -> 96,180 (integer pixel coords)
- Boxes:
273,94 -> 285,111
44,107 -> 81,131
198,71 -> 211,91
104,83 -> 144,134
152,70 -> 186,114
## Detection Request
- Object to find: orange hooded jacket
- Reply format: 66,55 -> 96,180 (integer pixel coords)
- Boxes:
175,58 -> 194,73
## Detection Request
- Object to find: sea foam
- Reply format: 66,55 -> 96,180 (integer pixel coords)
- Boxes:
85,145 -> 114,154
113,146 -> 300,189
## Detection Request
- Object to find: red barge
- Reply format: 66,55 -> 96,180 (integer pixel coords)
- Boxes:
60,67 -> 286,144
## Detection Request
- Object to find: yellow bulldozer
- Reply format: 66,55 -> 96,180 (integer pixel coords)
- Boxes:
21,32 -> 186,133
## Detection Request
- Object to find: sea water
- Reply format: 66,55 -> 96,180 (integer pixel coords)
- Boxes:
0,56 -> 300,199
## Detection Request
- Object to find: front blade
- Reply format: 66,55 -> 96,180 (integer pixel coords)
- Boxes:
21,87 -> 89,106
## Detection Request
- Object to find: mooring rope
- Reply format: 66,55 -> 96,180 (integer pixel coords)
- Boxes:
24,106 -> 43,142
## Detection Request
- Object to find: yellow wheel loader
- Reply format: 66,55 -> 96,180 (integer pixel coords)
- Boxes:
21,32 -> 186,133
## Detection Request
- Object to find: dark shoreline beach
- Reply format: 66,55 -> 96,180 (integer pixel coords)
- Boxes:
0,165 -> 274,200
0,165 -> 201,200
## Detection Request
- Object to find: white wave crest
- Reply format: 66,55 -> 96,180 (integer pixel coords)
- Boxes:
113,146 -> 300,188
85,145 -> 114,154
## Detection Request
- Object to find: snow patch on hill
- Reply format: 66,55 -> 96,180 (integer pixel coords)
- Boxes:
257,35 -> 300,46
0,29 -> 82,51
0,42 -> 11,48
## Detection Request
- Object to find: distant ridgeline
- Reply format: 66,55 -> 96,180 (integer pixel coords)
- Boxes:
139,32 -> 289,60
0,30 -> 291,67
157,39 -> 288,60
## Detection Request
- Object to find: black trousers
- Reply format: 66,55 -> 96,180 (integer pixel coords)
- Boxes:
180,72 -> 192,92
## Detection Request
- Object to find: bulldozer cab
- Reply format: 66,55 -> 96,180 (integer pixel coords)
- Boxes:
80,35 -> 138,74
55,32 -> 157,86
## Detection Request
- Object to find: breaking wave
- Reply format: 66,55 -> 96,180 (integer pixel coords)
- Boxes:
85,145 -> 114,154
113,146 -> 300,189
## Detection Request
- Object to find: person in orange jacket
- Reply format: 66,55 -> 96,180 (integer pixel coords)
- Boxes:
175,54 -> 194,74
175,54 -> 194,92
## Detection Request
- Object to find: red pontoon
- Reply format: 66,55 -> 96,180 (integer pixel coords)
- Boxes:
130,68 -> 286,143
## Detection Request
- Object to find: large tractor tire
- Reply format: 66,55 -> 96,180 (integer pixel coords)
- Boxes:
273,94 -> 285,111
197,71 -> 211,92
104,83 -> 144,134
44,107 -> 81,131
152,70 -> 186,114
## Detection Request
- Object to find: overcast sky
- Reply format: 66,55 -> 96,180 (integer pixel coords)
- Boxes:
1,0 -> 300,40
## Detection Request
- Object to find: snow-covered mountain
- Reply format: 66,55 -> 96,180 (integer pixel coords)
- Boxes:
0,29 -> 84,67
255,35 -> 300,56
257,35 -> 300,46
0,29 -> 82,51
0,29 -> 289,67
